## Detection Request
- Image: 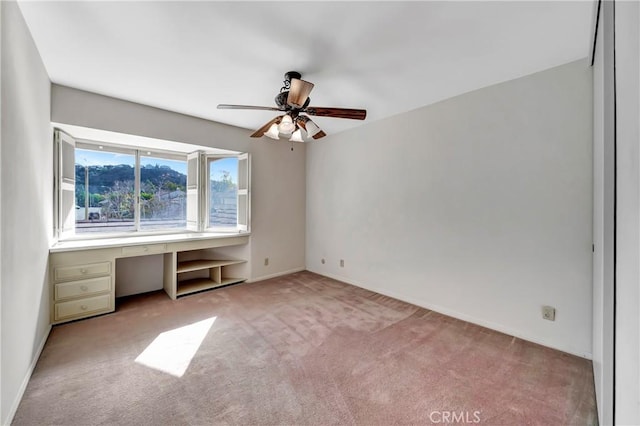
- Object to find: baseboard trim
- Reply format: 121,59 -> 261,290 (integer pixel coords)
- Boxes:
310,269 -> 593,360
248,267 -> 306,283
4,325 -> 52,426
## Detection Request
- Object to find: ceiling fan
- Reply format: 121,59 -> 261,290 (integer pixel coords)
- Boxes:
217,71 -> 367,142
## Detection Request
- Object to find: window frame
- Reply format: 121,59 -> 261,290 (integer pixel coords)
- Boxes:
138,150 -> 190,231
75,141 -> 137,230
54,129 -> 250,241
206,154 -> 242,233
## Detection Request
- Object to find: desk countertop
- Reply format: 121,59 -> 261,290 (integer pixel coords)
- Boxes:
50,232 -> 250,253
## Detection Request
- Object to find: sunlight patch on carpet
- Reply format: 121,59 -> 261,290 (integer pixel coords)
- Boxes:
135,317 -> 216,377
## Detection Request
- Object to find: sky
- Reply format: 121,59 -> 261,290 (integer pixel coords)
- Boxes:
210,157 -> 238,183
76,148 -> 135,167
76,148 -> 238,182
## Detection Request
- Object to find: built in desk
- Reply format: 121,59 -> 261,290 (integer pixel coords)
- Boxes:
49,233 -> 249,324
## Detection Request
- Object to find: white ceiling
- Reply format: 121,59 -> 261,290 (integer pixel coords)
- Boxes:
18,1 -> 594,138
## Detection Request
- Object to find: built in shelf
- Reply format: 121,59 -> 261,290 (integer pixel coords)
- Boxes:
176,277 -> 245,297
177,259 -> 245,274
176,258 -> 246,297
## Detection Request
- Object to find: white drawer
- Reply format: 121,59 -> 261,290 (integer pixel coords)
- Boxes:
121,244 -> 166,256
54,294 -> 112,321
54,276 -> 111,301
54,262 -> 111,282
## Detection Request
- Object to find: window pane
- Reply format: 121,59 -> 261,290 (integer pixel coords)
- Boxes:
75,148 -> 135,233
140,156 -> 187,230
209,158 -> 238,227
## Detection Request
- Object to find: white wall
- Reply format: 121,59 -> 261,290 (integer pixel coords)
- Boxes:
307,59 -> 593,358
614,1 -> 640,423
1,2 -> 53,424
51,85 -> 306,284
592,0 -> 615,423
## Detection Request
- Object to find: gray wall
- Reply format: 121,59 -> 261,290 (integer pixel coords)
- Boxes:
51,85 -> 306,284
306,59 -> 593,358
1,2 -> 53,423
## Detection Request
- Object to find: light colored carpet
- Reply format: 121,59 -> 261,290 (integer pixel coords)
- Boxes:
13,271 -> 597,425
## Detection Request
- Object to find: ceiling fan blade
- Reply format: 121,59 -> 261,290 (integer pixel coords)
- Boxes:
287,79 -> 314,108
250,116 -> 282,138
295,116 -> 308,131
305,107 -> 367,120
312,130 -> 327,140
296,116 -> 326,140
217,104 -> 282,112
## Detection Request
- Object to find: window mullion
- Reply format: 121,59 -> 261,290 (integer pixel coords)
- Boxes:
185,151 -> 201,232
134,150 -> 141,231
199,153 -> 207,231
205,157 -> 211,230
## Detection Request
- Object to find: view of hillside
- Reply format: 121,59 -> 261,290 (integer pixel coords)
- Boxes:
75,163 -> 237,225
75,163 -> 187,222
75,164 -> 186,205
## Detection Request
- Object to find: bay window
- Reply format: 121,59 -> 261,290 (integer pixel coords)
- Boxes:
54,129 -> 249,239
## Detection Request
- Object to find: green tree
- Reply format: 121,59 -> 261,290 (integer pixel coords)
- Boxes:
90,193 -> 105,207
75,183 -> 86,208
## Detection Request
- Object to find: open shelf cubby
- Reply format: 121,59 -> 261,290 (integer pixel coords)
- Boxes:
176,258 -> 246,297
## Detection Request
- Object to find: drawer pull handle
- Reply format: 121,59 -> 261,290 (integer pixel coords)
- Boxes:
80,305 -> 88,310
80,269 -> 88,274
80,285 -> 89,292
143,246 -> 148,251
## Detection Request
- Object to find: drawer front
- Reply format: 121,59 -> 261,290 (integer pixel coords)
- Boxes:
121,244 -> 167,256
54,262 -> 111,282
54,294 -> 112,321
54,276 -> 111,301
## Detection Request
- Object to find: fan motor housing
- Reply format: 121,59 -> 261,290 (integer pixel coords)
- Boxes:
284,71 -> 302,82
275,91 -> 289,108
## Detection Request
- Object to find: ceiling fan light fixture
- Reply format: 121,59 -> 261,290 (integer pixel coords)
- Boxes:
278,114 -> 295,134
304,118 -> 322,137
219,71 -> 367,141
290,129 -> 305,142
264,123 -> 280,139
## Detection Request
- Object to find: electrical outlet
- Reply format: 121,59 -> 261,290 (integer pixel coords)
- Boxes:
542,306 -> 556,321
264,257 -> 269,266
340,259 -> 344,267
